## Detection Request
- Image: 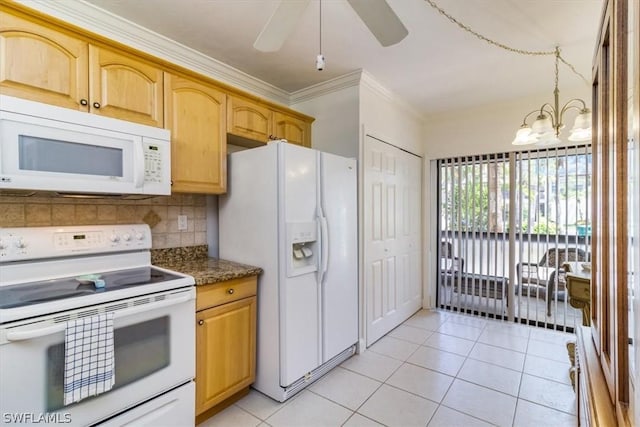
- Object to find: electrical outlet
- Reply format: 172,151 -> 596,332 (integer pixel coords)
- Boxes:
177,215 -> 188,231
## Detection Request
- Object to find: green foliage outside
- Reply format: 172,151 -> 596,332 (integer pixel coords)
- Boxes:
440,153 -> 591,236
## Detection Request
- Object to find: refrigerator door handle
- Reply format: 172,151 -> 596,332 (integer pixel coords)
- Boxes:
320,216 -> 329,280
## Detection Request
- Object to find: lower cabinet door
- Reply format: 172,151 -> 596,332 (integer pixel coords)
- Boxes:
195,296 -> 256,414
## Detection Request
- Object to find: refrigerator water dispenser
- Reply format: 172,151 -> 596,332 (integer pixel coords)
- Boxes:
286,222 -> 318,277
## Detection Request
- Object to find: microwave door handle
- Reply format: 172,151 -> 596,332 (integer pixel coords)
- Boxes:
5,293 -> 192,342
133,139 -> 145,188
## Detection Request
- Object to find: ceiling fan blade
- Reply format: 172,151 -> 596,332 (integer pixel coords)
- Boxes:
347,0 -> 408,47
253,0 -> 311,52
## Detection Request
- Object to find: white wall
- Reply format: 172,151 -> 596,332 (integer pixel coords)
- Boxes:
359,74 -> 425,157
423,85 -> 591,159
291,85 -> 360,158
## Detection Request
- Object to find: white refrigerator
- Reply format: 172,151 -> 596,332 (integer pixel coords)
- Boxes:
219,141 -> 358,402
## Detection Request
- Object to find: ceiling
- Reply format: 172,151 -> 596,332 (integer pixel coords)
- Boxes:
82,0 -> 604,116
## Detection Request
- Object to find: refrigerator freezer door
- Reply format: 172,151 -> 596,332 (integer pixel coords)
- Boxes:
279,143 -> 321,387
319,152 -> 358,362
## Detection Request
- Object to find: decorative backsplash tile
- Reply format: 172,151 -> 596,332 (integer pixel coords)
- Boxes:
0,194 -> 207,249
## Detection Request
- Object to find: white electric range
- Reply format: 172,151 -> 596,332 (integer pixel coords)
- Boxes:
0,224 -> 196,426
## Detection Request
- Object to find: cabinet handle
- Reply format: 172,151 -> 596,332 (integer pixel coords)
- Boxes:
80,99 -> 88,106
93,102 -> 101,109
198,320 -> 204,326
227,288 -> 234,295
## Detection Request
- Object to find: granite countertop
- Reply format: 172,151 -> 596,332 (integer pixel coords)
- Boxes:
151,245 -> 262,285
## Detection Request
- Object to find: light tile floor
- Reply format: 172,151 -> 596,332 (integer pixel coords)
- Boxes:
198,309 -> 577,427
439,285 -> 582,331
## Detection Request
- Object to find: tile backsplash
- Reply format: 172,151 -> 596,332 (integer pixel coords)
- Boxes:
0,194 -> 207,249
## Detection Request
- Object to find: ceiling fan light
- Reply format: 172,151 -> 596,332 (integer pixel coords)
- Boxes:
512,126 -> 535,145
531,114 -> 553,135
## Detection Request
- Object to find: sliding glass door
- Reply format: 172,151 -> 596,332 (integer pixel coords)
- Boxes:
437,145 -> 591,332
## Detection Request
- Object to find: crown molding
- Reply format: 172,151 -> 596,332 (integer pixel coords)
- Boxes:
14,0 -> 290,105
289,70 -> 363,104
12,0 -> 424,116
360,70 -> 424,122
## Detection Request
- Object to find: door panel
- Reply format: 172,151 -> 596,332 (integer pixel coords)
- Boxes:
196,297 -> 256,414
164,73 -> 226,193
365,136 -> 422,345
279,143 -> 319,386
319,152 -> 358,362
0,11 -> 89,110
89,46 -> 163,127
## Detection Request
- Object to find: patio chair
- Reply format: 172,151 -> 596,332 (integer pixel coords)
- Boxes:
440,241 -> 464,277
516,247 -> 588,316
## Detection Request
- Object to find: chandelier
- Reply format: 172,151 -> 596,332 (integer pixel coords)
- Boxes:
512,47 -> 592,146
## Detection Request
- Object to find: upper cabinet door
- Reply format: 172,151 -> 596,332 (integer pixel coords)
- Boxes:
272,112 -> 310,147
165,73 -> 227,194
0,11 -> 89,110
89,45 -> 163,127
227,95 -> 271,142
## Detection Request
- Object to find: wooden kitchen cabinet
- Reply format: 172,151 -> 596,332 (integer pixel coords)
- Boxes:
195,276 -> 257,421
164,73 -> 226,194
89,46 -> 164,127
272,111 -> 311,147
0,9 -> 163,127
227,95 -> 271,143
0,10 -> 89,110
227,95 -> 312,147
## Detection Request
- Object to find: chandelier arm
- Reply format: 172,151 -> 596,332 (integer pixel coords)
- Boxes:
560,99 -> 589,116
542,109 -> 558,125
521,109 -> 542,125
538,103 -> 557,118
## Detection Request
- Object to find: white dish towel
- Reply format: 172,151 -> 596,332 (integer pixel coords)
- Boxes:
64,312 -> 115,405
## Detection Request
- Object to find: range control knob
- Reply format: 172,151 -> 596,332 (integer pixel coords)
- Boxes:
109,234 -> 120,243
135,232 -> 144,241
0,239 -> 6,250
14,238 -> 27,249
122,233 -> 131,242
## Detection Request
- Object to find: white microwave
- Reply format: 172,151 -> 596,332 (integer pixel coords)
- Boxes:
0,95 -> 171,197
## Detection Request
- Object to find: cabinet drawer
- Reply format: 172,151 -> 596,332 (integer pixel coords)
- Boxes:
196,276 -> 257,311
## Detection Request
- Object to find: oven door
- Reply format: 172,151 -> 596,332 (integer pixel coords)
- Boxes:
0,287 -> 195,427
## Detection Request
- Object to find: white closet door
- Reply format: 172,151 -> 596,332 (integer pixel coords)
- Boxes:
364,135 -> 422,346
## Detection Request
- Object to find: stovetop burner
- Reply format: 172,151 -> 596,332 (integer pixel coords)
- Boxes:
0,267 -> 183,309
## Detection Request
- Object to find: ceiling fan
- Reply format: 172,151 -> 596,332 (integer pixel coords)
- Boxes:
253,0 -> 409,52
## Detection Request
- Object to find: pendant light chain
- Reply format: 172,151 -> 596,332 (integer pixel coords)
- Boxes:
319,0 -> 322,55
557,55 -> 589,84
424,0 -> 590,84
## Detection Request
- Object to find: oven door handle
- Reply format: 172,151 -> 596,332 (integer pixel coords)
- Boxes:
5,293 -> 193,342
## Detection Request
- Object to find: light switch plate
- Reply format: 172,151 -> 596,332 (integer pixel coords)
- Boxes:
178,215 -> 188,231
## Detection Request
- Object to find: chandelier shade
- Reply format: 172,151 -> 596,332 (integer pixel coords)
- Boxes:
568,110 -> 592,141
